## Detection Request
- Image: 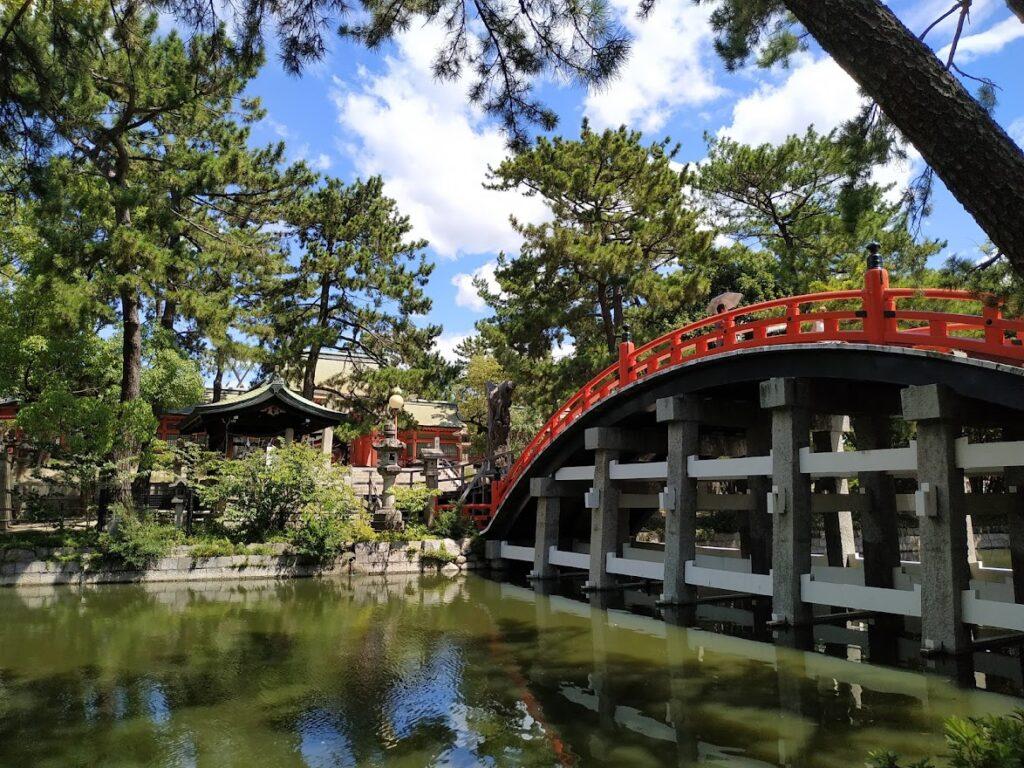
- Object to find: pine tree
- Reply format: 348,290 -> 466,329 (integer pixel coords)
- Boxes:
0,4 -> 294,507
261,176 -> 447,432
696,128 -> 943,294
477,121 -> 712,403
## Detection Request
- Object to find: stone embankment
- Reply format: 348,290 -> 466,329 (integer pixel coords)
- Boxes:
0,538 -> 483,588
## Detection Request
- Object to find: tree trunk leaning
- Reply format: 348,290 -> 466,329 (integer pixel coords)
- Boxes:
784,0 -> 1024,273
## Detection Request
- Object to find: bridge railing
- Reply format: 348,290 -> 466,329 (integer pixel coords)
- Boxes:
489,267 -> 1023,517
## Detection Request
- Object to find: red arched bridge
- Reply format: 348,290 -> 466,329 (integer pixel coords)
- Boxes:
477,263 -> 1024,657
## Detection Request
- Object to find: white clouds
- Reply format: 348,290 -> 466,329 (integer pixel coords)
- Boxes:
314,153 -> 333,171
1009,117 -> 1024,149
584,0 -> 722,132
716,55 -> 919,201
434,332 -> 470,363
938,14 -> 1024,62
452,261 -> 499,312
330,26 -> 547,259
718,57 -> 863,146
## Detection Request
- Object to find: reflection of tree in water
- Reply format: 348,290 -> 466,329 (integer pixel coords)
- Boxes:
0,576 -> 566,767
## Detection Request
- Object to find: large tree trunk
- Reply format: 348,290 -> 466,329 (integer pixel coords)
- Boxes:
120,287 -> 143,401
302,272 -> 332,399
114,286 -> 144,511
596,282 -> 616,353
783,0 -> 1024,273
302,342 -> 321,399
212,351 -> 224,403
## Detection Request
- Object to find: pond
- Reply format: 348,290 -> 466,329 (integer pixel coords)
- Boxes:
0,574 -> 1019,767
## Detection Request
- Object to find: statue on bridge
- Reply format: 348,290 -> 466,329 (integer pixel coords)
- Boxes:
486,380 -> 516,478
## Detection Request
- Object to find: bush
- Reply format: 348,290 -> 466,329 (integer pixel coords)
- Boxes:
98,511 -> 183,569
868,709 -> 1024,768
289,508 -> 351,561
200,443 -> 360,540
421,544 -> 457,568
430,505 -> 473,540
187,536 -> 243,559
394,485 -> 441,523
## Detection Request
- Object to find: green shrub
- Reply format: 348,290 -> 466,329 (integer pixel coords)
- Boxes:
200,443 -> 360,540
420,544 -> 457,568
402,521 -> 433,540
97,511 -> 183,570
187,537 -> 241,559
289,509 -> 358,561
867,709 -> 1024,768
430,505 -> 473,540
394,485 -> 441,522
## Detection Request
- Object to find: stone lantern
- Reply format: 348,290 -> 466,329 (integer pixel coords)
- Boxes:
372,388 -> 406,531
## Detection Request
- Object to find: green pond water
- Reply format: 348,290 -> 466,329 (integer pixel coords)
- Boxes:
0,574 -> 1019,768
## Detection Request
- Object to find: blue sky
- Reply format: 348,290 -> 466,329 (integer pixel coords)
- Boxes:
241,0 -> 1024,362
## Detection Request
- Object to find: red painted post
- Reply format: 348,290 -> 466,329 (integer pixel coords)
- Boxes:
863,242 -> 890,343
618,324 -> 635,386
983,302 -> 1003,352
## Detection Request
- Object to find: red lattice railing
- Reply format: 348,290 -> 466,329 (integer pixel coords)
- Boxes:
485,268 -> 1024,522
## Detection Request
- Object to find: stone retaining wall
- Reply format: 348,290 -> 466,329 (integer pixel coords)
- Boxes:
0,538 -> 483,588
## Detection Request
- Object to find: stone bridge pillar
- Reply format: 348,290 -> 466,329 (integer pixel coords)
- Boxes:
656,395 -> 700,605
761,378 -> 814,627
746,416 -> 773,575
583,427 -> 655,591
902,384 -> 971,655
528,477 -> 576,580
586,438 -> 621,591
852,414 -> 902,590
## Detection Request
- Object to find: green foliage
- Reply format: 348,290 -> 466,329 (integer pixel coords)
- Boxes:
0,528 -> 99,553
696,128 -> 941,295
429,506 -> 474,540
199,443 -> 360,541
141,347 -> 205,414
259,175 -> 449,431
866,709 -> 1024,768
97,510 -> 184,570
701,0 -> 790,70
943,246 -> 1024,319
450,354 -> 539,457
288,508 -> 355,561
393,485 -> 442,522
0,2 -> 309,506
478,120 -> 714,411
420,544 -> 457,567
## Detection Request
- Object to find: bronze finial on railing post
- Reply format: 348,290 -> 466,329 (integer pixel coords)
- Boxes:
866,241 -> 883,270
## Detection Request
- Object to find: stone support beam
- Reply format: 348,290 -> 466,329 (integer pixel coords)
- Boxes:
745,416 -> 773,575
851,414 -> 902,590
586,443 -> 623,591
528,477 -> 565,580
1004,425 -> 1024,603
760,378 -> 813,626
901,384 -> 971,655
584,427 -> 665,454
656,396 -> 701,605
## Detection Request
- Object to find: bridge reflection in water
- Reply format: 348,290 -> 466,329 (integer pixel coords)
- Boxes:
486,263 -> 1024,659
485,576 -> 1022,767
